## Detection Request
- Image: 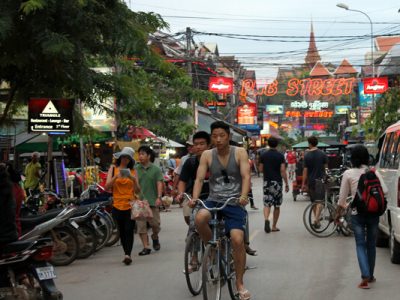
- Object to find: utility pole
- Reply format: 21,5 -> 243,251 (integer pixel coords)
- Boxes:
186,27 -> 197,129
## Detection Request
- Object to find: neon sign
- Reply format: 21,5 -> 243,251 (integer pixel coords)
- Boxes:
363,77 -> 388,94
290,100 -> 329,110
240,78 -> 356,98
285,110 -> 334,118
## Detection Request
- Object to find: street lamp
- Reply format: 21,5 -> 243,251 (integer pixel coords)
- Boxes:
337,3 -> 375,112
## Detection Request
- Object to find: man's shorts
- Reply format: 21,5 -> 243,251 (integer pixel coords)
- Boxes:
263,180 -> 283,207
136,206 -> 161,236
288,163 -> 296,173
201,200 -> 246,233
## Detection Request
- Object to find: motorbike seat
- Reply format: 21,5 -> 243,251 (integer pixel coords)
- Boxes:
20,208 -> 64,231
1,240 -> 35,255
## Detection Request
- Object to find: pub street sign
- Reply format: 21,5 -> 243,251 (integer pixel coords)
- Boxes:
28,98 -> 74,133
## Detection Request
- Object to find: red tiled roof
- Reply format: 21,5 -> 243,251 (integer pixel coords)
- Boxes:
309,62 -> 331,77
334,59 -> 358,75
376,36 -> 400,52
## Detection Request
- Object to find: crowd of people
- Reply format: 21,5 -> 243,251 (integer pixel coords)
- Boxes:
0,123 -> 386,297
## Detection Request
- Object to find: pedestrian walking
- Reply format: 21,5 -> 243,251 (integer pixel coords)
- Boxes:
23,152 -> 41,195
286,148 -> 297,181
5,162 -> 24,237
335,145 -> 387,289
135,146 -> 164,255
105,147 -> 140,265
301,136 -> 328,228
258,137 -> 289,233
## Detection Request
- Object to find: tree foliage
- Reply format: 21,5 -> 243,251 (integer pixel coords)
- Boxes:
0,0 -> 197,138
363,87 -> 400,140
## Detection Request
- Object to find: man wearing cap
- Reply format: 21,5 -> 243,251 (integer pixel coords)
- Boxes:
24,152 -> 41,195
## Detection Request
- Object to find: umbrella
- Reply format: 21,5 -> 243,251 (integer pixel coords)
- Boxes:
292,141 -> 330,149
126,126 -> 157,140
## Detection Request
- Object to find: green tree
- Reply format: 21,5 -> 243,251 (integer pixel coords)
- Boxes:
363,87 -> 400,140
0,0 -> 197,138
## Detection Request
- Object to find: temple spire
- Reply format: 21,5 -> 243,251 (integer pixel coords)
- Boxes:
305,21 -> 321,68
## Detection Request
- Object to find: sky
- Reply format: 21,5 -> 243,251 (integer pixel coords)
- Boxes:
129,0 -> 400,80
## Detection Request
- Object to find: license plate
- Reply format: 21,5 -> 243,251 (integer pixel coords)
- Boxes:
36,266 -> 56,280
70,220 -> 79,229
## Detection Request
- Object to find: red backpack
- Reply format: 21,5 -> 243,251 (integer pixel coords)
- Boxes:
352,169 -> 387,216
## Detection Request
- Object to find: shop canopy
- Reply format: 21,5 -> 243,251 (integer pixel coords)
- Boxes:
292,141 -> 330,149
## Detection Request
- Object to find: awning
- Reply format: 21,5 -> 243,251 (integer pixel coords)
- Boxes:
292,141 -> 330,149
157,136 -> 185,148
198,109 -> 247,143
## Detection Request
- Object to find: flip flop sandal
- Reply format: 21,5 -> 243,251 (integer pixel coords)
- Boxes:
238,289 -> 251,300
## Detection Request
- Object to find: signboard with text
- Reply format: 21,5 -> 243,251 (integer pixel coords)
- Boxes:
237,103 -> 257,125
285,110 -> 334,118
363,77 -> 388,94
28,98 -> 74,133
209,77 -> 233,94
265,105 -> 284,114
335,105 -> 351,115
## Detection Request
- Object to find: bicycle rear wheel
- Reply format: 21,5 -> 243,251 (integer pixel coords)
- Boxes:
225,243 -> 238,300
304,201 -> 337,237
202,244 -> 221,300
184,232 -> 204,296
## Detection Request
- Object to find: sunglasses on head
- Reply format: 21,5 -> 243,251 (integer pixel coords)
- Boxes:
221,169 -> 230,183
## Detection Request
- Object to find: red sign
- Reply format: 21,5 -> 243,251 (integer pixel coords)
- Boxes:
237,103 -> 257,125
285,110 -> 334,118
363,77 -> 388,94
240,78 -> 356,98
209,77 -> 233,94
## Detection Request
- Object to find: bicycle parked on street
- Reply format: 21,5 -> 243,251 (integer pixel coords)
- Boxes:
303,168 -> 353,237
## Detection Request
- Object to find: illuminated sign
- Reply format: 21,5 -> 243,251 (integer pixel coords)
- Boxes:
240,78 -> 356,98
209,77 -> 233,94
349,110 -> 358,124
205,100 -> 227,107
237,103 -> 257,125
335,105 -> 351,115
363,77 -> 388,94
28,98 -> 74,133
285,110 -> 334,118
290,100 -> 329,110
266,105 -> 284,114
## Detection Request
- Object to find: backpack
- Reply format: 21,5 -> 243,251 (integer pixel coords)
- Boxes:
352,169 -> 387,216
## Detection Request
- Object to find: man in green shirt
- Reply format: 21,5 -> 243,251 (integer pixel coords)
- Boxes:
24,152 -> 41,195
135,146 -> 164,255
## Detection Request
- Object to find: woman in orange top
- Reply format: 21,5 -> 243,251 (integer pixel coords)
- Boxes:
106,147 -> 140,265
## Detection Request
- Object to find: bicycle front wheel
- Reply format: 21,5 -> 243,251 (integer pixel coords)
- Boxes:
202,244 -> 222,300
303,201 -> 337,237
184,232 -> 203,296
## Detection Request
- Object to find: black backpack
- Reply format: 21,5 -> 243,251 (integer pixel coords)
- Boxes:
352,169 -> 387,216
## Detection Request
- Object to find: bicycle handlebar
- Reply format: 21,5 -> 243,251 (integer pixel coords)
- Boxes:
183,193 -> 238,211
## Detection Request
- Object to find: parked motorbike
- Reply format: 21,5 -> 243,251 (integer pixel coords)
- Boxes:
0,238 -> 63,300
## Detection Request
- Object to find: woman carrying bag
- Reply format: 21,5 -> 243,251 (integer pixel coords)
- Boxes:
336,145 -> 387,289
106,147 -> 140,265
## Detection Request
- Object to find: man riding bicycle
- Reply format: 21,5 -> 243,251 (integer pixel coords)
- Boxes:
190,121 -> 251,300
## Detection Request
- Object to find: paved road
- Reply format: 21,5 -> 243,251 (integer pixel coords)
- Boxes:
56,176 -> 399,300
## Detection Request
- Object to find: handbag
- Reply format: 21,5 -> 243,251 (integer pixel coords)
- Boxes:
130,200 -> 153,221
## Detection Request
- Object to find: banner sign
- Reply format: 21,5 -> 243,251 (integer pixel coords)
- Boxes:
265,105 -> 284,114
28,98 -> 74,133
209,77 -> 233,94
363,77 -> 388,94
335,105 -> 351,115
290,100 -> 329,110
240,78 -> 356,98
237,103 -> 257,125
285,110 -> 334,118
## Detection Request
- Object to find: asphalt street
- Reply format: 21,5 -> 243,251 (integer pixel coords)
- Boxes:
56,176 -> 400,300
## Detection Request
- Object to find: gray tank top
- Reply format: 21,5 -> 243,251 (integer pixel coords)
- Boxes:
209,146 -> 242,205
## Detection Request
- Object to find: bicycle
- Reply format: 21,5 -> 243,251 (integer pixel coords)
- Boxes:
188,195 -> 240,300
303,169 -> 351,237
182,194 -> 206,296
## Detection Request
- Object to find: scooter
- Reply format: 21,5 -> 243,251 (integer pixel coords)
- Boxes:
0,238 -> 63,299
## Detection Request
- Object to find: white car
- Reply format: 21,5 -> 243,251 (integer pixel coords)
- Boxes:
375,121 -> 400,264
